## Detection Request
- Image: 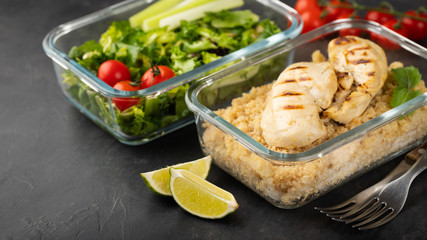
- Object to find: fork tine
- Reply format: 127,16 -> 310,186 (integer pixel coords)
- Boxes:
316,204 -> 356,216
328,198 -> 376,219
352,205 -> 393,228
315,199 -> 356,212
340,200 -> 382,224
317,197 -> 371,216
358,210 -> 397,230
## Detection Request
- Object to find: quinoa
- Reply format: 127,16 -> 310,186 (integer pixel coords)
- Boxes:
202,62 -> 427,208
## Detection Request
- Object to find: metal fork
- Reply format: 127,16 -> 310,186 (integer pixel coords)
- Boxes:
316,141 -> 427,230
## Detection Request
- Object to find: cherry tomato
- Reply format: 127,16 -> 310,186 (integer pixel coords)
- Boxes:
402,10 -> 427,41
300,7 -> 327,34
294,0 -> 320,14
365,10 -> 395,24
98,60 -> 131,87
370,19 -> 409,50
323,0 -> 354,23
112,81 -> 141,111
140,65 -> 175,89
337,14 -> 362,37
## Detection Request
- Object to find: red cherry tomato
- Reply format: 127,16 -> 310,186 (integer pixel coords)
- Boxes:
113,80 -> 141,91
98,60 -> 131,87
140,65 -> 175,89
112,81 -> 141,111
370,19 -> 409,50
323,0 -> 354,23
337,14 -> 362,37
294,0 -> 320,14
402,10 -> 427,41
300,7 -> 327,34
365,10 -> 395,24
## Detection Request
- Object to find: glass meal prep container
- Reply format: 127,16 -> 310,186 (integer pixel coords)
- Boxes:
42,0 -> 302,145
186,19 -> 427,209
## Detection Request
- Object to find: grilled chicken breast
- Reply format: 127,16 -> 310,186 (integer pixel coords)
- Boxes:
261,62 -> 337,148
324,36 -> 388,124
276,62 -> 338,109
261,36 -> 387,148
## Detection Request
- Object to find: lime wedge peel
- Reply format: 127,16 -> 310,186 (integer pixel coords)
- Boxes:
140,155 -> 212,196
169,168 -> 239,219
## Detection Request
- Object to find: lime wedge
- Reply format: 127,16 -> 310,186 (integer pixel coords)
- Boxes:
140,155 -> 212,196
169,168 -> 239,219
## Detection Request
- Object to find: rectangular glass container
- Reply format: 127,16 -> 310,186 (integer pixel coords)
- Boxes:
185,19 -> 427,208
42,0 -> 302,145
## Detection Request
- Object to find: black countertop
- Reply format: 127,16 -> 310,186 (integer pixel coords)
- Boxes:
1,0 -> 426,239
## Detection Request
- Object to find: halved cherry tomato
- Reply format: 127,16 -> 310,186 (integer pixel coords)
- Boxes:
294,0 -> 320,15
113,80 -> 141,91
337,14 -> 362,37
98,60 -> 131,87
365,10 -> 395,24
300,7 -> 327,34
370,19 -> 409,50
140,65 -> 175,89
323,0 -> 354,23
112,80 -> 141,111
402,10 -> 427,41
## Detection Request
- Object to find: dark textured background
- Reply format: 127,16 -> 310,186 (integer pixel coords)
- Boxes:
0,0 -> 426,239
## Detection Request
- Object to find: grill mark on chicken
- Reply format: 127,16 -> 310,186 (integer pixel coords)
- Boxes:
348,46 -> 370,55
349,59 -> 372,64
280,79 -> 297,83
333,36 -> 357,45
274,92 -> 303,97
367,71 -> 375,76
283,105 -> 304,110
299,77 -> 312,81
288,66 -> 308,70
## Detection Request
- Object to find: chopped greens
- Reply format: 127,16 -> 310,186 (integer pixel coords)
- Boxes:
210,10 -> 259,29
65,8 -> 281,137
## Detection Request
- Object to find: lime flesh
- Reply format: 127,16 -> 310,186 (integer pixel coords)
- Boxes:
140,155 -> 212,196
169,168 -> 238,219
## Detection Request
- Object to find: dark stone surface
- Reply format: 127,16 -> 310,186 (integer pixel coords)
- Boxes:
0,0 -> 426,239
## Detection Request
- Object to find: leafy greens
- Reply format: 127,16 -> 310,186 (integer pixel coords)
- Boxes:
65,9 -> 281,137
390,66 -> 422,108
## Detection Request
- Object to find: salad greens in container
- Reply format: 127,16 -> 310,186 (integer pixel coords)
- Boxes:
42,0 -> 302,145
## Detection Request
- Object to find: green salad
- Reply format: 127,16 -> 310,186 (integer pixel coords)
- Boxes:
64,3 -> 281,138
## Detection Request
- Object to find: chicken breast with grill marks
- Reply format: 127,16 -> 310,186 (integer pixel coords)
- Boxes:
324,36 -> 388,124
261,62 -> 337,148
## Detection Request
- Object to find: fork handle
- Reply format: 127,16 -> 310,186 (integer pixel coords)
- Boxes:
378,142 -> 427,185
399,148 -> 427,185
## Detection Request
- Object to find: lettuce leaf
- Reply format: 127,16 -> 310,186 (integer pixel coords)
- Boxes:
209,10 -> 259,29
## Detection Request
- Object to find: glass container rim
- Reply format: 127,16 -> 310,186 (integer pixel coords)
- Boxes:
42,0 -> 303,98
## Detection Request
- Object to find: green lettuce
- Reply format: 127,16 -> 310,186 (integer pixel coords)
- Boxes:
66,9 -> 281,137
